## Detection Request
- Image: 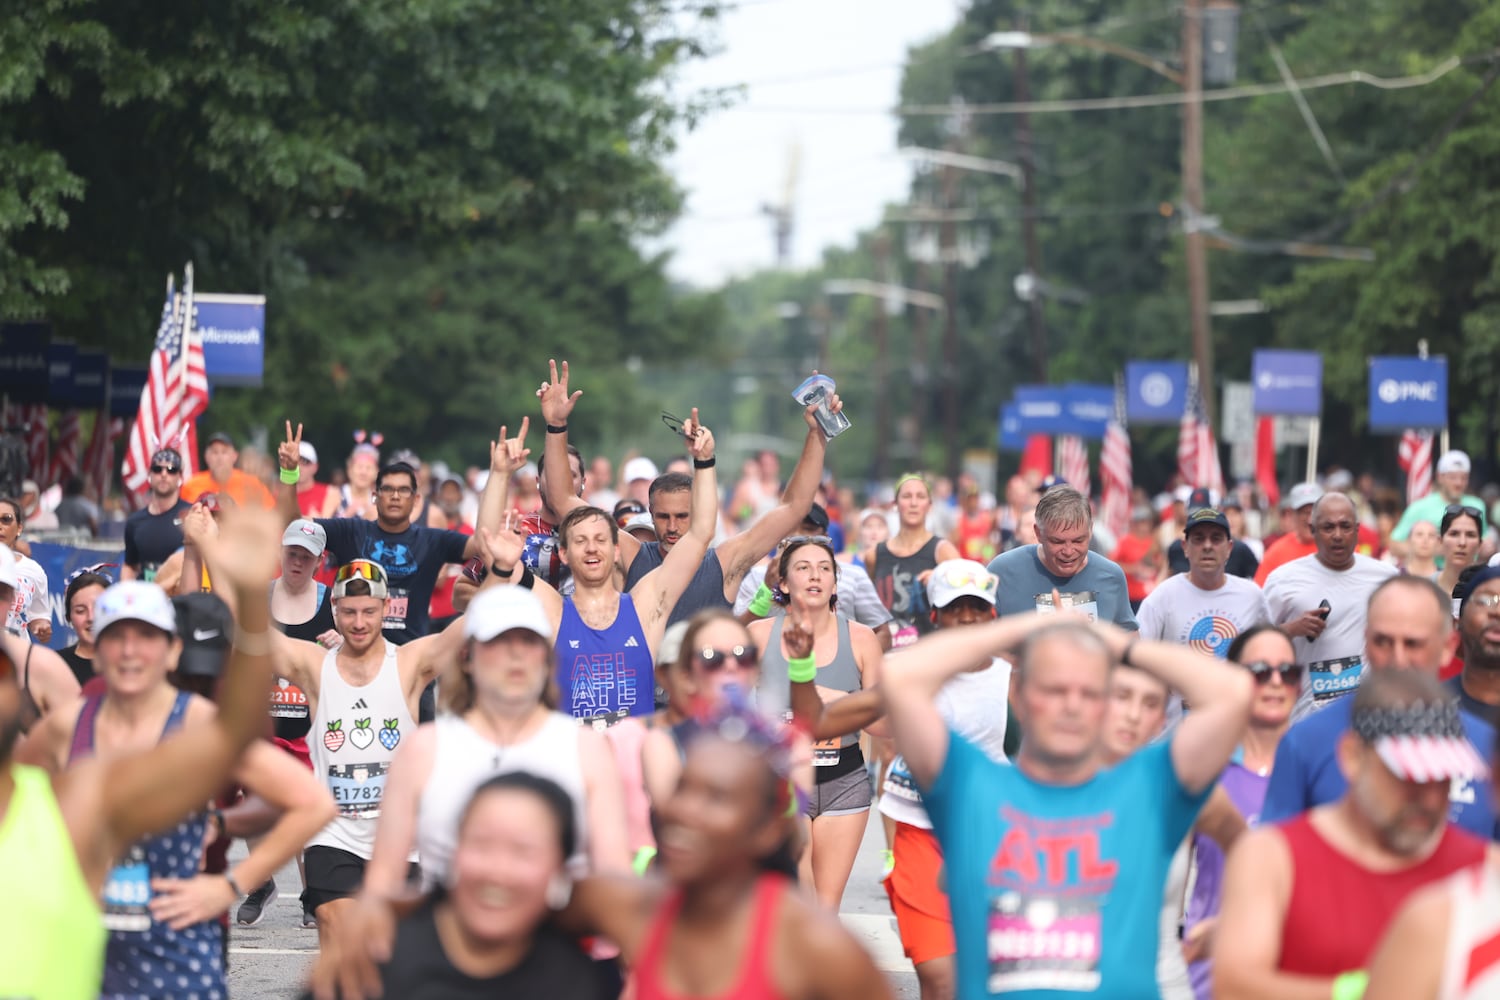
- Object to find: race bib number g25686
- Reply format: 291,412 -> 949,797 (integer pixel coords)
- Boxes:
1307,655 -> 1362,702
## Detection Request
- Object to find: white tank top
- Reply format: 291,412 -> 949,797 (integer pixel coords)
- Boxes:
1155,837 -> 1193,1000
307,640 -> 415,858
416,712 -> 587,889
1440,862 -> 1500,999
880,658 -> 1010,829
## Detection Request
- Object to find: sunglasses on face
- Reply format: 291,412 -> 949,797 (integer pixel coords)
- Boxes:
335,560 -> 385,585
0,515 -> 17,526
150,464 -> 180,475
694,645 -> 758,672
1244,661 -> 1303,685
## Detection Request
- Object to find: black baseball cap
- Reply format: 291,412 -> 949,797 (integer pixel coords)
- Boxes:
172,592 -> 234,678
1184,506 -> 1231,538
205,431 -> 235,448
804,503 -> 831,531
1187,487 -> 1214,512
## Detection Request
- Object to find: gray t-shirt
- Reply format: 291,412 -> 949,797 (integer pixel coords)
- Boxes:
986,544 -> 1138,630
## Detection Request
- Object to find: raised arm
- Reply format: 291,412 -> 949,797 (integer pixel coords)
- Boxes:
538,359 -> 641,566
96,506 -> 281,852
633,411 -> 717,636
1089,621 -> 1253,794
274,420 -> 304,525
474,521 -> 565,629
714,394 -> 840,591
466,417 -> 525,560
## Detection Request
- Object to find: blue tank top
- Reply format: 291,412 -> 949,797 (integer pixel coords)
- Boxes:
623,542 -> 727,626
69,691 -> 225,1000
556,594 -> 655,724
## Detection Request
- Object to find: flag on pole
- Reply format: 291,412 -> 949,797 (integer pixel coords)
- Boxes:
49,409 -> 81,487
1100,383 -> 1132,541
82,412 -> 123,501
1056,435 -> 1091,497
121,268 -> 209,499
1255,416 -> 1280,508
23,404 -> 48,486
1177,364 -> 1225,493
1398,429 -> 1434,505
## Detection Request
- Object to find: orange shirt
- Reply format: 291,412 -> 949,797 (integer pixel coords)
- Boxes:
180,469 -> 275,509
1253,534 -> 1315,586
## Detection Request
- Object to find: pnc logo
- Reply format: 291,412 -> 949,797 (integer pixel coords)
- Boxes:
1140,373 -> 1175,408
1377,378 -> 1439,404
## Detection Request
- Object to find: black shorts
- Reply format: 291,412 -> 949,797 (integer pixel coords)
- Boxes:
301,846 -> 420,912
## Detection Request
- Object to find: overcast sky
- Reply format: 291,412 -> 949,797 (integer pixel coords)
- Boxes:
661,0 -> 962,288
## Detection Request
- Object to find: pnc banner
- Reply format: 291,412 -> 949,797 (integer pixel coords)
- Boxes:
1062,383 -> 1115,441
0,322 -> 51,404
1368,356 -> 1447,431
69,351 -> 110,410
47,342 -> 76,404
1125,361 -> 1189,424
999,404 -> 1025,451
197,293 -> 266,388
1252,350 -> 1322,416
109,365 -> 149,418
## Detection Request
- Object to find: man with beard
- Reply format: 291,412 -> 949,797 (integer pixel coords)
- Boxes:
1214,670 -> 1488,999
1447,565 -> 1500,727
122,448 -> 192,581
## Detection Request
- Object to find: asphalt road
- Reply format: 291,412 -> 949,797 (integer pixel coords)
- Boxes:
226,810 -> 918,998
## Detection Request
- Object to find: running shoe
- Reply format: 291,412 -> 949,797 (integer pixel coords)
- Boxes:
880,848 -> 895,880
236,878 -> 277,926
301,904 -> 317,930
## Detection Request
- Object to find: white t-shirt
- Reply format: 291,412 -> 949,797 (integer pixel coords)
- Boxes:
7,553 -> 49,633
1136,573 -> 1270,658
880,657 -> 1011,829
1263,553 -> 1397,722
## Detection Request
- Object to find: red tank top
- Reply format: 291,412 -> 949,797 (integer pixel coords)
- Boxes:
633,873 -> 789,1000
1277,813 -> 1485,976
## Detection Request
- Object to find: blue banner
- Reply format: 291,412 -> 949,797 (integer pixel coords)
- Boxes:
1252,350 -> 1322,416
28,541 -> 125,650
1125,360 -> 1189,424
0,322 -> 51,403
197,294 -> 265,388
1063,383 -> 1115,440
69,351 -> 109,409
47,342 -> 76,405
1368,356 -> 1447,431
1013,385 -> 1073,435
109,365 -> 148,418
999,404 -> 1024,451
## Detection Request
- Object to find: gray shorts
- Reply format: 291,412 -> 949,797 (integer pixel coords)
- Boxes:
808,765 -> 872,820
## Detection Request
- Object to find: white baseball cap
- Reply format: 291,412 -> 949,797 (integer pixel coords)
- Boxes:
93,580 -> 178,637
624,512 -> 657,537
283,519 -> 328,556
464,586 -> 553,642
623,457 -> 659,483
0,547 -> 20,591
298,441 -> 318,464
1438,450 -> 1471,475
1286,482 -> 1324,510
927,559 -> 999,609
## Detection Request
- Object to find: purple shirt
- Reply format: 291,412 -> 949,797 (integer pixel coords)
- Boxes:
1186,755 -> 1269,1000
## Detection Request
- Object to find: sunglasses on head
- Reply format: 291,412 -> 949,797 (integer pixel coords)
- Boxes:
1244,661 -> 1303,685
694,645 -> 758,672
335,560 -> 384,585
782,534 -> 832,550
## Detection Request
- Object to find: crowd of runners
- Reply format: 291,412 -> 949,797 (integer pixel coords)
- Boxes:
5,355 -> 1500,999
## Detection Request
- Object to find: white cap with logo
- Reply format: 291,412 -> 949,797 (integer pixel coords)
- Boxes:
927,559 -> 1000,609
93,580 -> 179,637
623,457 -> 659,484
283,519 -> 328,556
1438,450 -> 1471,475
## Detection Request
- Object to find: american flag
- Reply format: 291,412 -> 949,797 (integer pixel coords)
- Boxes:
1057,435 -> 1091,498
1177,364 -> 1225,493
1099,419 -> 1132,540
1398,429 -> 1434,505
121,269 -> 208,498
49,409 -> 80,487
82,413 -> 123,501
23,404 -> 48,486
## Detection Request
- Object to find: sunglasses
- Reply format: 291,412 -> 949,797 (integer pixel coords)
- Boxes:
782,534 -> 832,549
150,464 -> 180,475
1244,661 -> 1303,685
661,411 -> 689,438
694,645 -> 758,672
1446,504 -> 1484,520
335,560 -> 385,585
933,562 -> 999,595
0,515 -> 16,526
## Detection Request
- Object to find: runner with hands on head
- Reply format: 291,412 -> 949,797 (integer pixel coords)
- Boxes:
0,505 -> 281,1000
539,358 -> 842,625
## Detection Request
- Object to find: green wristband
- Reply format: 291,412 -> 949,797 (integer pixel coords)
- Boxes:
279,466 -> 300,485
1331,970 -> 1368,1000
748,583 -> 775,618
787,653 -> 817,684
631,846 -> 657,875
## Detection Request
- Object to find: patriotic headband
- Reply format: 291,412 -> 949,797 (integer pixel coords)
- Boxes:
1353,700 -> 1490,784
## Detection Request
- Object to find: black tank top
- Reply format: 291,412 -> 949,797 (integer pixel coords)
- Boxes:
871,536 -> 941,647
270,582 -> 335,740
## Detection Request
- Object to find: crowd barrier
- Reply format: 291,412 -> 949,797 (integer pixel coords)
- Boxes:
28,539 -> 127,651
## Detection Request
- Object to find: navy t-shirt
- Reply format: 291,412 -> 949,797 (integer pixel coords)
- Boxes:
122,500 -> 192,580
317,518 -> 469,644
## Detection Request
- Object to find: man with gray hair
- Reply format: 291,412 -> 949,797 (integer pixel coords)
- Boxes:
986,485 -> 1138,628
1263,492 -> 1397,722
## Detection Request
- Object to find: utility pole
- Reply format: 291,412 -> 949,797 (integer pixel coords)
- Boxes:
1012,28 -> 1048,382
911,260 -> 931,440
940,157 -> 962,480
871,230 -> 892,481
1183,0 -> 1216,427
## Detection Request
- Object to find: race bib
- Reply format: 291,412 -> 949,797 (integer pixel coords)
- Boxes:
883,756 -> 923,803
988,892 -> 1102,994
812,735 -> 843,767
1307,655 -> 1363,702
102,850 -> 152,933
577,708 -> 629,731
891,622 -> 920,649
270,679 -> 309,720
327,761 -> 389,818
1033,591 -> 1100,622
383,589 -> 410,630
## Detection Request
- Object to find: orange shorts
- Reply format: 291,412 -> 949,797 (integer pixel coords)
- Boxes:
882,821 -> 955,966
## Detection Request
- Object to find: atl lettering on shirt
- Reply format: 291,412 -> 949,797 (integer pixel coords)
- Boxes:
307,640 -> 415,859
556,594 -> 654,722
623,543 -> 728,626
68,691 -> 226,999
871,538 -> 941,647
925,737 -> 1207,1000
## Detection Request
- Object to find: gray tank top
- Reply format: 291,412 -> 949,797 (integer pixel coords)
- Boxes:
623,542 -> 727,626
757,613 -> 862,748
